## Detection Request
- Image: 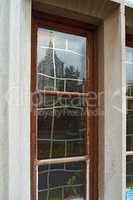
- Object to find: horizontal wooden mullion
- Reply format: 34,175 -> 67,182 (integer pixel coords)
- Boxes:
127,96 -> 133,100
36,155 -> 89,166
126,151 -> 133,156
37,90 -> 88,97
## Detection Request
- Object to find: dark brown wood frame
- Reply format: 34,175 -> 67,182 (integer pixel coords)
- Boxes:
127,34 -> 133,48
31,11 -> 98,200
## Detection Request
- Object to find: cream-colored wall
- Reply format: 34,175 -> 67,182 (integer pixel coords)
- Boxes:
8,0 -> 31,199
0,0 -> 9,199
103,5 -> 126,200
0,0 -> 31,200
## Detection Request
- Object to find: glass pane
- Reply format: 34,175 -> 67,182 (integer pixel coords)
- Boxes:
37,28 -> 86,92
127,135 -> 133,152
127,156 -> 133,189
38,74 -> 54,91
127,100 -> 133,111
126,46 -> 133,189
38,191 -> 47,200
126,47 -> 133,84
38,162 -> 86,200
127,101 -> 133,151
38,95 -> 86,160
127,85 -> 133,96
126,0 -> 133,4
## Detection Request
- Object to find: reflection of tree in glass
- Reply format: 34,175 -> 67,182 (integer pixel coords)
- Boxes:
56,65 -> 81,91
65,65 -> 80,79
127,185 -> 133,189
65,65 -> 82,92
67,175 -> 78,196
65,173 -> 82,199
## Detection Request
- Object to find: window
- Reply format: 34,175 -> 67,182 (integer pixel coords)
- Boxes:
126,0 -> 133,4
126,36 -> 133,190
31,13 -> 97,200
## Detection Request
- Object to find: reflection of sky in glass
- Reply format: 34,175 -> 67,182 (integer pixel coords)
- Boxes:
55,50 -> 84,79
126,47 -> 133,83
126,0 -> 133,4
38,28 -> 86,54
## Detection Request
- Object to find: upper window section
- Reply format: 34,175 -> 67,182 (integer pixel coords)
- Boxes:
126,47 -> 133,96
126,47 -> 133,83
37,28 -> 86,92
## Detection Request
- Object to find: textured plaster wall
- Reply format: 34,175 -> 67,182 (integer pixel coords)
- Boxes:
8,0 -> 31,199
0,0 -> 9,199
0,0 -> 31,199
97,5 -> 126,200
103,4 -> 126,200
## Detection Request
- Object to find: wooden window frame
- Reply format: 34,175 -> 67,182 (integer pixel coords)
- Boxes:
126,34 -> 133,157
126,34 -> 133,190
31,11 -> 98,200
127,34 -> 133,48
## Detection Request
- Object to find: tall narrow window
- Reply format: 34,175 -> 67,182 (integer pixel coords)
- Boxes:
31,14 -> 97,200
126,40 -> 133,190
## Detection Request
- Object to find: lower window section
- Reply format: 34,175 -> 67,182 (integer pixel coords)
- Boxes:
38,161 -> 86,200
37,95 -> 86,160
126,156 -> 133,188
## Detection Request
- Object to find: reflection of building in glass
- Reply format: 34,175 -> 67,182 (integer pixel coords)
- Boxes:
38,40 -> 83,92
38,40 -> 64,78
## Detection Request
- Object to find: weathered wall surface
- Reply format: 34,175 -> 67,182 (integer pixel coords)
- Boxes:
33,0 -> 119,20
0,0 -> 9,199
8,0 -> 31,199
0,0 -> 31,200
103,5 -> 126,200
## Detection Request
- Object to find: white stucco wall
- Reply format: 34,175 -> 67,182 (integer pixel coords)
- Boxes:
103,4 -> 126,200
8,0 -> 31,199
97,5 -> 126,200
0,0 -> 31,199
0,1 -> 9,199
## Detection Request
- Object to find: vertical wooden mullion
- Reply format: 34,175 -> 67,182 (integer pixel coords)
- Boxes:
87,31 -> 98,200
31,19 -> 38,200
